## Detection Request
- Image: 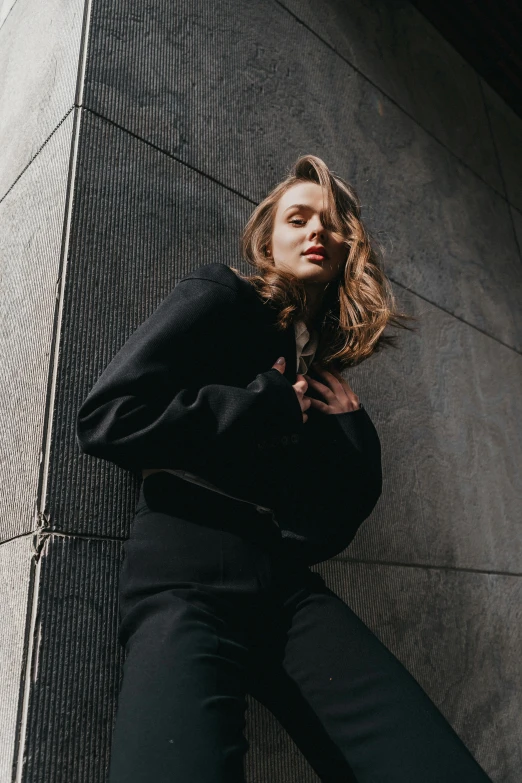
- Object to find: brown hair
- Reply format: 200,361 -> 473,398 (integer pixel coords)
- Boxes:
230,154 -> 416,370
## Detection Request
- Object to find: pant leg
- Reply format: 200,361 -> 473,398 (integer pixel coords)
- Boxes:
108,590 -> 251,783
108,473 -> 280,783
246,564 -> 494,783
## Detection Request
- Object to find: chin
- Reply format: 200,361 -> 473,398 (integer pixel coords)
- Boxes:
300,259 -> 330,277
278,258 -> 328,280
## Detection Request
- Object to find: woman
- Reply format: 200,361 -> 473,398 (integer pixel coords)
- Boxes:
77,156 -> 493,782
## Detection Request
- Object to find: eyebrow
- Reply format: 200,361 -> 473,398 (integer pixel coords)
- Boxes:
283,203 -> 314,213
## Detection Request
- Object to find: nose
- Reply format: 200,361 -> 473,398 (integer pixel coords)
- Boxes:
307,217 -> 326,240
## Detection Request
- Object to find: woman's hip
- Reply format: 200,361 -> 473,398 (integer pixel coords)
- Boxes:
118,472 -> 287,624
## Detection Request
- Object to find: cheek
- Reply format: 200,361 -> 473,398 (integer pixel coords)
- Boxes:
277,232 -> 299,253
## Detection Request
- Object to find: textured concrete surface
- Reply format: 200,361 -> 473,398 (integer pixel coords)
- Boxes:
0,0 -> 83,199
48,111 -> 253,540
483,79 -> 522,213
279,0 -> 504,195
0,535 -> 34,783
0,111 -> 75,544
512,205 -> 522,256
17,535 -> 515,782
0,0 -> 17,29
343,283 -> 522,573
18,535 -> 123,783
83,0 -> 522,352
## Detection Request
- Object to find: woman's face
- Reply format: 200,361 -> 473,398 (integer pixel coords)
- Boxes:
266,181 -> 347,285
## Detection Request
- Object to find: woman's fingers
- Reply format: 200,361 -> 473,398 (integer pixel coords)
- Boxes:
306,366 -> 346,400
311,363 -> 353,400
305,374 -> 336,400
312,364 -> 347,393
293,373 -> 312,422
306,396 -> 331,414
307,364 -> 360,412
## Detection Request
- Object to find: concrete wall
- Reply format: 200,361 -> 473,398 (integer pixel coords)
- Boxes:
0,0 -> 87,779
1,0 -> 521,781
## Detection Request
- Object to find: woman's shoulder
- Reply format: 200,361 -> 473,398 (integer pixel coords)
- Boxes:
176,263 -> 264,315
178,263 -> 249,294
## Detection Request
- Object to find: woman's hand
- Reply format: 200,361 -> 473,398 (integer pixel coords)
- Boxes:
304,362 -> 361,414
272,356 -> 312,423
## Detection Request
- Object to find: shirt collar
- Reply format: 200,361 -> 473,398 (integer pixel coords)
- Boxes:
294,319 -> 319,372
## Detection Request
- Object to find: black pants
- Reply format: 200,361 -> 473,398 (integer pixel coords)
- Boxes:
108,472 -> 493,783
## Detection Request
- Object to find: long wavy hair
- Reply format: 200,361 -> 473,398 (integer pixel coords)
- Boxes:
230,154 -> 416,369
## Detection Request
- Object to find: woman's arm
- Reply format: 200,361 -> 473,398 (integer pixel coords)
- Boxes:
76,270 -> 304,473
268,368 -> 383,565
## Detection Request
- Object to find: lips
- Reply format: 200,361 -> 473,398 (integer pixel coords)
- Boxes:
303,246 -> 328,260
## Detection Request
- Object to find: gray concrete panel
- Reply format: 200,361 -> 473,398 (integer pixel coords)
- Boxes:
83,0 -> 522,350
483,80 -> 522,213
0,535 -> 34,783
19,535 -> 512,781
0,0 -> 84,199
0,111 -> 74,543
0,0 -> 17,29
48,110 -> 254,541
343,283 -> 522,573
18,535 -> 123,783
278,0 -> 504,195
51,115 -> 521,577
512,206 -> 522,258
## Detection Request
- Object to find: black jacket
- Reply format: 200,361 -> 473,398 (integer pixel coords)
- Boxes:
76,262 -> 382,565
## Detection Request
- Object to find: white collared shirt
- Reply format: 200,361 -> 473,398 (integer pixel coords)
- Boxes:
141,319 -> 318,517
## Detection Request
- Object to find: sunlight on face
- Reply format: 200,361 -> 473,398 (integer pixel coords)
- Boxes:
267,181 -> 347,285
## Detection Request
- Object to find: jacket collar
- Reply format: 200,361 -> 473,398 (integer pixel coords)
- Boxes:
239,273 -> 324,385
241,279 -> 298,383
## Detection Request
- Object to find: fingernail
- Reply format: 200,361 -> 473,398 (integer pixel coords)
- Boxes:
275,356 -> 285,365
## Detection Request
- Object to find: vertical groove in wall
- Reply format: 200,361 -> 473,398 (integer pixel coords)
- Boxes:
35,104 -> 83,520
12,0 -> 94,773
9,108 -> 83,783
36,0 -> 94,522
75,0 -> 93,107
21,536 -> 123,783
47,111 -> 140,541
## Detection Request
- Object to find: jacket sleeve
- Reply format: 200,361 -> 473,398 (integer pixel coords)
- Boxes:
272,404 -> 383,565
76,275 -> 304,473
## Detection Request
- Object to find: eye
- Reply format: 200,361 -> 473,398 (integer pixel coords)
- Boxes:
289,218 -> 305,225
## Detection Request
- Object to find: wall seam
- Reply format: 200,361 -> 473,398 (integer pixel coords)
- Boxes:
12,0 -> 93,775
0,0 -> 20,34
2,528 -> 520,579
0,106 -> 75,205
332,554 -> 522,579
273,0 -> 513,209
478,76 -> 522,267
78,107 -> 522,359
12,106 -> 84,782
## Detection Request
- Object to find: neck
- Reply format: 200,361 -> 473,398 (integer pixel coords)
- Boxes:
303,282 -> 327,321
